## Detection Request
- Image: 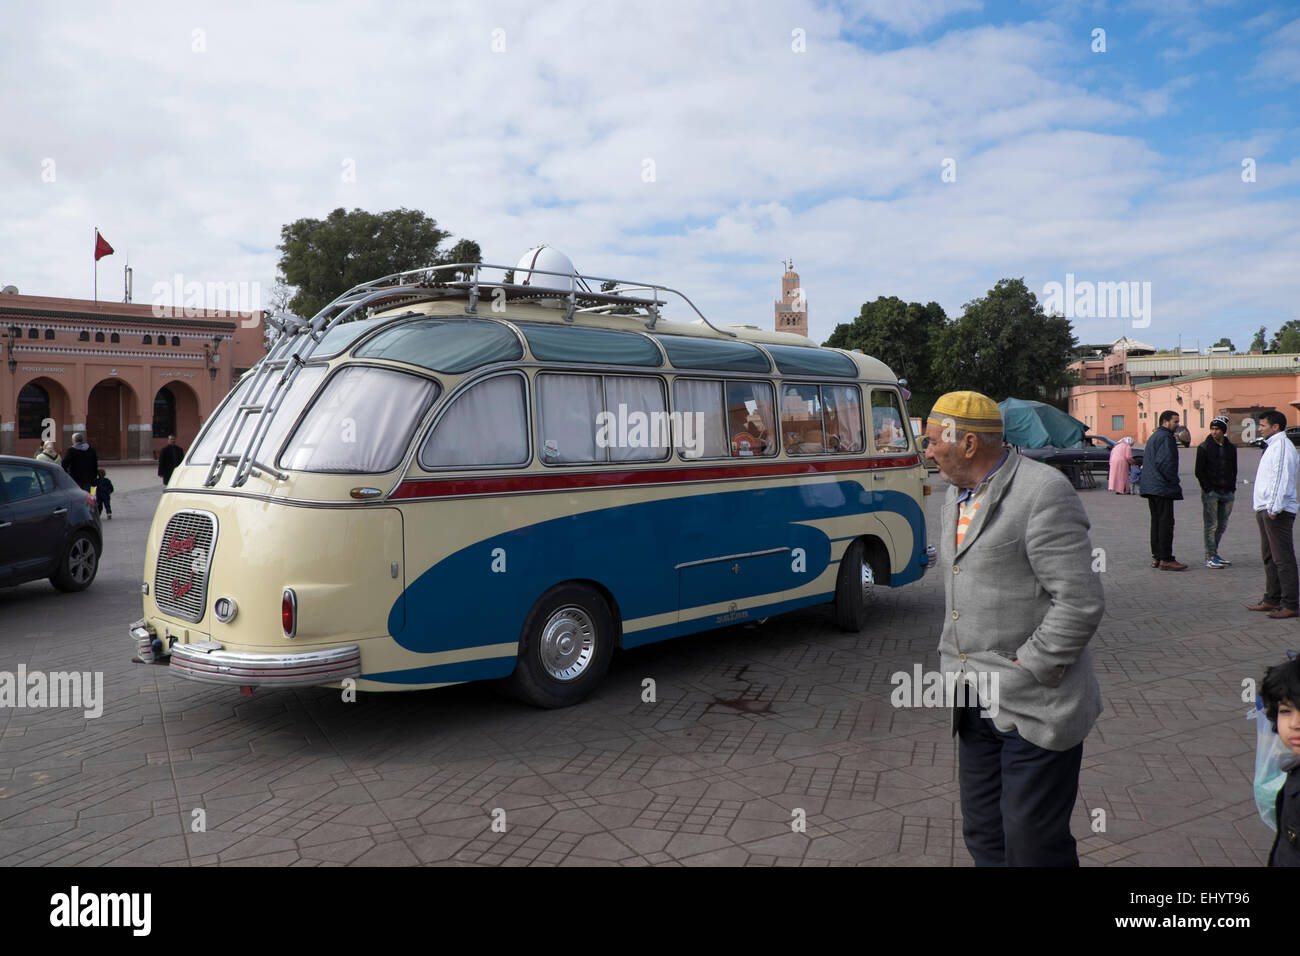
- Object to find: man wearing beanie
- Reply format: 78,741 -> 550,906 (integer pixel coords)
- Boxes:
925,390 -> 1105,866
1194,415 -> 1237,569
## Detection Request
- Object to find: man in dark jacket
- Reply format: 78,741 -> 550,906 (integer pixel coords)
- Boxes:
158,434 -> 185,485
1195,415 -> 1238,569
62,433 -> 99,492
1142,410 -> 1185,570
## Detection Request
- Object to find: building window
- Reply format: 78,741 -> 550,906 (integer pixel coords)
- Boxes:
27,327 -> 37,339
78,330 -> 89,341
18,383 -> 50,439
110,332 -> 119,343
1111,415 -> 1124,430
153,387 -> 176,438
171,335 -> 180,347
44,329 -> 54,340
143,334 -> 152,344
95,331 -> 105,343
1199,408 -> 1205,428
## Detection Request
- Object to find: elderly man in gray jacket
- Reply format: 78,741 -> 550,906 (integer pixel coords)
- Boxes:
924,391 -> 1106,866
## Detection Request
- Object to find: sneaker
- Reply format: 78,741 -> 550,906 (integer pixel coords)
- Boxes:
1213,554 -> 1230,566
1206,558 -> 1225,569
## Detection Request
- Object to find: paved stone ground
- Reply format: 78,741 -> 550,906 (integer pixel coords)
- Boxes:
0,450 -> 1290,866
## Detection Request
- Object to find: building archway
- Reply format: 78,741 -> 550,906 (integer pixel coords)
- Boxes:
153,380 -> 201,457
13,376 -> 71,457
87,377 -> 139,461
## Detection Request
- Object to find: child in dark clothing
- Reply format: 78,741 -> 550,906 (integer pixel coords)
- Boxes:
1260,654 -> 1300,866
94,468 -> 114,520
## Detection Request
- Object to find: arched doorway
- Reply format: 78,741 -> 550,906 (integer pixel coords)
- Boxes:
14,376 -> 71,457
153,380 -> 201,457
87,377 -> 139,461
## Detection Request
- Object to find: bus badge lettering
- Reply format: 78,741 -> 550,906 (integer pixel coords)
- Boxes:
166,534 -> 197,558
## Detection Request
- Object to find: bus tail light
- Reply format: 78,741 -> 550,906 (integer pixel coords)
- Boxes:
282,589 -> 297,638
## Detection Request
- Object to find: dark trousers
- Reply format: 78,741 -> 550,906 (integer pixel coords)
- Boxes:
1147,496 -> 1175,561
96,494 -> 112,517
957,706 -> 1083,866
1257,509 -> 1298,610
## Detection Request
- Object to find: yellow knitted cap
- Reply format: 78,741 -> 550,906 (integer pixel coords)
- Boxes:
927,391 -> 1003,434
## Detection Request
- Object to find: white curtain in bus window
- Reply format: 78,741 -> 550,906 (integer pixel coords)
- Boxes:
671,379 -> 728,459
604,376 -> 669,462
538,373 -> 602,463
280,367 -> 437,473
822,385 -> 864,453
421,374 -> 528,469
190,366 -> 325,465
871,390 -> 909,453
724,381 -> 777,457
781,384 -> 824,455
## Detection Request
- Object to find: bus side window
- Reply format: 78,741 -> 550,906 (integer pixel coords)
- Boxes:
421,374 -> 529,469
781,384 -> 824,455
672,379 -> 727,459
823,385 -> 863,453
724,380 -> 777,457
870,389 -> 910,453
537,373 -> 603,463
538,372 -> 670,464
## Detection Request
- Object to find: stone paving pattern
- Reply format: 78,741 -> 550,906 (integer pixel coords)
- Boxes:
0,452 -> 1289,865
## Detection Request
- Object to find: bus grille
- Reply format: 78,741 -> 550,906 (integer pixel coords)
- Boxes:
154,511 -> 216,623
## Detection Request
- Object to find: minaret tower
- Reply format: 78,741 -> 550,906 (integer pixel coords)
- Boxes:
775,259 -> 808,337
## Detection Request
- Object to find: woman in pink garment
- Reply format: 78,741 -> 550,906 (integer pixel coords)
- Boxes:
1108,436 -> 1135,493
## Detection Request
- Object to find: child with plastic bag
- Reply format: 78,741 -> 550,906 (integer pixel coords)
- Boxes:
1254,652 -> 1300,866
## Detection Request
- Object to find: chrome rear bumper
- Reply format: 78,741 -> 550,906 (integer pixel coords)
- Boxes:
129,619 -> 361,687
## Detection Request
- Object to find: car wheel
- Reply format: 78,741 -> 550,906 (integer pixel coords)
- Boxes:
834,539 -> 873,632
50,531 -> 99,592
505,584 -> 615,708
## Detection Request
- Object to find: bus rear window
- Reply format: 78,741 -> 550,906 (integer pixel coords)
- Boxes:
354,318 -> 523,373
190,366 -> 326,466
280,366 -> 438,473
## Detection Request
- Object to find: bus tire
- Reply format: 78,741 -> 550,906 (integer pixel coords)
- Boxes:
506,584 -> 614,708
834,539 -> 873,632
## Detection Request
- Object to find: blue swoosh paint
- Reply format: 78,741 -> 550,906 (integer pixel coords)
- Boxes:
385,483 -> 927,660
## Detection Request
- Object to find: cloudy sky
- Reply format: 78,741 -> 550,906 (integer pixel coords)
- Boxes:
3,0 -> 1297,351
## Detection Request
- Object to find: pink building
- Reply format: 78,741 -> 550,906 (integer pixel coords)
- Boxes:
0,292 -> 265,460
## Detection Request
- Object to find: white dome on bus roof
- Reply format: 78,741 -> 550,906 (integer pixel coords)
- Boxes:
514,245 -> 578,290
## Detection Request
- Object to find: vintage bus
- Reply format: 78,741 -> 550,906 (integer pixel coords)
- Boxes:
129,250 -> 934,707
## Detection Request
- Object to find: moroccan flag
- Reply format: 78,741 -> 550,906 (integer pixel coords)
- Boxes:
94,231 -> 114,261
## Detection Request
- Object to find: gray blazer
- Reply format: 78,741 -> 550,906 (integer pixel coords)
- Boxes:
938,452 -> 1105,751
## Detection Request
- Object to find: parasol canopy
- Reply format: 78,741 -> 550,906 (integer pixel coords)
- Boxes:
997,398 -> 1087,448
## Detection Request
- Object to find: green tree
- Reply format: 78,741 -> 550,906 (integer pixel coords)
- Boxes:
276,207 -> 478,318
1270,320 -> 1300,354
930,278 -> 1076,409
822,296 -> 947,413
1211,336 -> 1235,352
1251,326 -> 1267,352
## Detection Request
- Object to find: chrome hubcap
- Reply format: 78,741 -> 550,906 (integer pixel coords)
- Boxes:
538,606 -> 595,681
70,539 -> 96,584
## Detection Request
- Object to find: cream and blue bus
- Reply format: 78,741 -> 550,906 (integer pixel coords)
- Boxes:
129,249 -> 934,707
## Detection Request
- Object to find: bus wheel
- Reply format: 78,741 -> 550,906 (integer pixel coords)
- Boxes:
507,584 -> 614,708
834,539 -> 874,632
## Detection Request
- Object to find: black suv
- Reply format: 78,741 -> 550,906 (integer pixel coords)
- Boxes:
0,455 -> 102,591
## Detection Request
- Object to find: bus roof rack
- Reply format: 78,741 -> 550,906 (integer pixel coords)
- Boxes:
206,260 -> 738,488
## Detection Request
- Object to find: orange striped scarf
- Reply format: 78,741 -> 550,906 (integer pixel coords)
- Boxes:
955,489 -> 986,549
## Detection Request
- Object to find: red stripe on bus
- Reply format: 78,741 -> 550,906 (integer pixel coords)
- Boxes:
390,455 -> 921,499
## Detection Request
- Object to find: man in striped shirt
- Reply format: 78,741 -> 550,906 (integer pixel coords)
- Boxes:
1247,410 -> 1300,619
